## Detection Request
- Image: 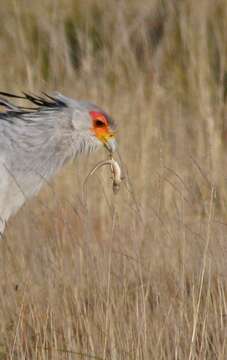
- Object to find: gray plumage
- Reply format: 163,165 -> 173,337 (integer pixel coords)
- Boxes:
0,92 -> 116,233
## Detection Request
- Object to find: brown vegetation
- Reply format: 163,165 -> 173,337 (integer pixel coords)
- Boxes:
0,0 -> 227,358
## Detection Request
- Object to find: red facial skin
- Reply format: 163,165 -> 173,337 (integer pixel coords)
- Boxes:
90,111 -> 114,141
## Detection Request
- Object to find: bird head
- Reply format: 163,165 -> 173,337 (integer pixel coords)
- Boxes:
71,101 -> 117,156
0,91 -> 117,165
89,110 -> 116,153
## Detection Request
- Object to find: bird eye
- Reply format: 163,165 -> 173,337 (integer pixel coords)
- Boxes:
95,119 -> 105,128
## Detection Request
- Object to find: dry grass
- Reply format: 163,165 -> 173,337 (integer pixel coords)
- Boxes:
0,0 -> 227,358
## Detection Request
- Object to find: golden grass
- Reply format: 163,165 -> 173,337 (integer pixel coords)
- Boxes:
0,0 -> 227,358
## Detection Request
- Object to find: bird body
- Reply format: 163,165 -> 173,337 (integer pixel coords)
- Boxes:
0,92 -> 116,233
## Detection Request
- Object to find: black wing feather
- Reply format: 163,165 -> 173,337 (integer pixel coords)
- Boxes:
0,91 -> 66,114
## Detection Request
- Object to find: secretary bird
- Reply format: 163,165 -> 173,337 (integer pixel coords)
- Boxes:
0,92 -> 116,234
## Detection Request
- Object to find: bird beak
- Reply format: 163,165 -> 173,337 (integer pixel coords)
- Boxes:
104,136 -> 117,154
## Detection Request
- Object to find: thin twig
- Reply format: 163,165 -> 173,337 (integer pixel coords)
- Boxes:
38,346 -> 104,360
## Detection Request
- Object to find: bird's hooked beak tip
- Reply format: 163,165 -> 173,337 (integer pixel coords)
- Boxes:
104,137 -> 117,155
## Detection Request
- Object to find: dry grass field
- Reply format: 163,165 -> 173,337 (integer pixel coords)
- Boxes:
0,0 -> 227,358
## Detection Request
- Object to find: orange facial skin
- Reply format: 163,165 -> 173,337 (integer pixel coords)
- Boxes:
90,111 -> 114,144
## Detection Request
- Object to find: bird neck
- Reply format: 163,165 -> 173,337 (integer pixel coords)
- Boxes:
5,118 -> 73,196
